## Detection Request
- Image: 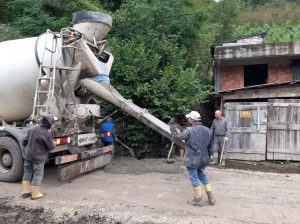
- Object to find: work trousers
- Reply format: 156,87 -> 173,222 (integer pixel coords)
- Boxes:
23,159 -> 45,186
213,135 -> 226,159
187,167 -> 209,187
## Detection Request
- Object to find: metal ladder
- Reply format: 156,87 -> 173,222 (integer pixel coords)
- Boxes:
31,29 -> 61,120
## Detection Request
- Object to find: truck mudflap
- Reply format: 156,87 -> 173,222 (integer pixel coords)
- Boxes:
58,152 -> 112,181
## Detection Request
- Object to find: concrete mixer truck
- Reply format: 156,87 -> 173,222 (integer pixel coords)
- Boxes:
0,11 -> 183,182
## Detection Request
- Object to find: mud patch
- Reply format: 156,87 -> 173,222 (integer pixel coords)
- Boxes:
0,197 -> 120,224
224,160 -> 300,174
0,197 -> 52,224
62,215 -> 121,224
104,157 -> 184,175
106,157 -> 300,175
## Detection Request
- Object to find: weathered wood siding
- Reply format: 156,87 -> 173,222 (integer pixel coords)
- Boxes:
267,99 -> 300,161
225,102 -> 267,161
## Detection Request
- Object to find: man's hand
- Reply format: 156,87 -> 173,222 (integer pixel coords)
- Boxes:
169,117 -> 176,125
224,137 -> 229,141
210,155 -> 215,163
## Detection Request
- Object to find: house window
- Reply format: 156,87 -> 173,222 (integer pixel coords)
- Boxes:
292,60 -> 300,80
244,64 -> 268,87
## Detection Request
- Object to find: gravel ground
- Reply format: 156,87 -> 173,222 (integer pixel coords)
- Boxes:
0,157 -> 300,224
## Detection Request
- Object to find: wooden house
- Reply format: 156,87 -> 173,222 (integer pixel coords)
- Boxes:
211,33 -> 300,161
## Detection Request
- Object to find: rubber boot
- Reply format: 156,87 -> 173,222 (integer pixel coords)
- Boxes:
187,186 -> 202,206
21,181 -> 31,198
220,158 -> 226,167
210,152 -> 219,165
204,184 -> 216,205
31,185 -> 44,200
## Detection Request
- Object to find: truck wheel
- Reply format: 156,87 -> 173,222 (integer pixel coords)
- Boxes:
0,137 -> 23,182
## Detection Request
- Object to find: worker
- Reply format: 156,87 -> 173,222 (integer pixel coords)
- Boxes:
99,118 -> 115,146
169,111 -> 216,206
21,115 -> 56,200
211,110 -> 229,166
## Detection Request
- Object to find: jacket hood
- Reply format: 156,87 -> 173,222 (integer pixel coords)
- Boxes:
40,115 -> 56,128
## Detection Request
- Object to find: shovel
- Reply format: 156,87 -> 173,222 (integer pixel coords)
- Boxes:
166,141 -> 175,164
116,138 -> 135,157
219,138 -> 227,166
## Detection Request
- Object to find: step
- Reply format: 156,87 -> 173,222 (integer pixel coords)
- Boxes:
36,91 -> 52,93
38,76 -> 53,80
42,65 -> 78,71
34,105 -> 51,108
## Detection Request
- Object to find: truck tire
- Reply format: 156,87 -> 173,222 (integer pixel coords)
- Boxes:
0,137 -> 23,182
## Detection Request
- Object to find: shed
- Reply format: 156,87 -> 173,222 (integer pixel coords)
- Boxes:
211,34 -> 300,161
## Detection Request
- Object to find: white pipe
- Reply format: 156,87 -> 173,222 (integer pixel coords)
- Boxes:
79,79 -> 184,147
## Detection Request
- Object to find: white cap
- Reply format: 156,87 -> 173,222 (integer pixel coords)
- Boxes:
186,111 -> 201,121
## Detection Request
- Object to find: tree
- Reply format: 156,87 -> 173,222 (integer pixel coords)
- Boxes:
104,0 -> 236,156
5,0 -> 104,37
1,0 -> 238,157
0,24 -> 21,41
0,0 -> 11,22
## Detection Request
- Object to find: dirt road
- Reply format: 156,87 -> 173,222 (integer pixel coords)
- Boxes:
0,157 -> 299,224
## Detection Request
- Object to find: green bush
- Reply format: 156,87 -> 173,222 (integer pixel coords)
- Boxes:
234,21 -> 300,42
1,0 -> 239,158
237,2 -> 300,25
0,23 -> 21,41
105,0 -> 233,156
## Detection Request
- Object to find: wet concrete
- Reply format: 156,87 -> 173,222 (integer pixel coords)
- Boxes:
104,157 -> 184,175
0,157 -> 300,224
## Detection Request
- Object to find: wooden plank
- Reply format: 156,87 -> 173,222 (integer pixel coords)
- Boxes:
270,103 -> 300,107
230,129 -> 267,133
227,152 -> 265,161
222,86 -> 300,100
225,102 -> 267,161
269,99 -> 300,103
226,150 -> 265,154
267,152 -> 274,160
271,153 -> 300,161
293,154 -> 300,161
268,124 -> 300,130
226,105 -> 268,110
267,99 -> 300,161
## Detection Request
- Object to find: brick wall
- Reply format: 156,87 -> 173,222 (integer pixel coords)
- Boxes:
268,64 -> 293,83
220,65 -> 244,91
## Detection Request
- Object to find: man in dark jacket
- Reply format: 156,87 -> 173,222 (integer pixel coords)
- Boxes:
169,111 -> 216,206
21,115 -> 56,200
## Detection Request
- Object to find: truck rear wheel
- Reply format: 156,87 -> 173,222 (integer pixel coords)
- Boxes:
0,137 -> 23,182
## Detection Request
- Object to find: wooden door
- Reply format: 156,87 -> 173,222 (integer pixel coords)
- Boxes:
224,102 -> 267,161
267,99 -> 300,161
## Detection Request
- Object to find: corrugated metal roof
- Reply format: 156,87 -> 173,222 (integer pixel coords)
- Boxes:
210,80 -> 300,95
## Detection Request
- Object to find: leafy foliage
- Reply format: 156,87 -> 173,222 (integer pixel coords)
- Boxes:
107,0 -> 235,156
0,23 -> 21,41
6,0 -> 54,36
0,0 -> 12,22
234,0 -> 300,43
237,0 -> 300,25
234,22 -> 300,43
0,0 -> 238,157
3,0 -> 104,37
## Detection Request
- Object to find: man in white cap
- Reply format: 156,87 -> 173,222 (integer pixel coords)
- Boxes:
169,111 -> 216,206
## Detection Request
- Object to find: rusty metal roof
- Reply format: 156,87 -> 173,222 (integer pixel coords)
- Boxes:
210,80 -> 300,96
